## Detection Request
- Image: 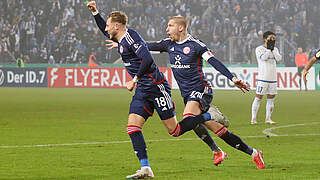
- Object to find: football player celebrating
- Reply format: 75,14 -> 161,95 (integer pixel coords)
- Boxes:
106,16 -> 265,169
88,2 -> 237,178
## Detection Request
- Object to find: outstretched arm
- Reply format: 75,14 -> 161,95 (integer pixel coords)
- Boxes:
87,1 -> 110,39
303,56 -> 318,83
105,40 -> 168,52
147,41 -> 168,52
203,51 -> 250,93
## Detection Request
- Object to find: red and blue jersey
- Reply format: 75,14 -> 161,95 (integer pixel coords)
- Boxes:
147,35 -> 213,97
93,13 -> 166,92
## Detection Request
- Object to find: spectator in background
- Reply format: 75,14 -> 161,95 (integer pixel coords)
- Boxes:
48,55 -> 55,64
295,47 -> 308,91
16,54 -> 24,68
0,0 -> 319,65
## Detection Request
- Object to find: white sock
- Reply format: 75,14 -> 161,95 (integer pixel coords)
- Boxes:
251,148 -> 258,158
266,98 -> 274,121
251,97 -> 261,120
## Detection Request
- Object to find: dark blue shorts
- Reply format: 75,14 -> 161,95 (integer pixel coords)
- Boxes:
129,83 -> 176,120
183,86 -> 213,113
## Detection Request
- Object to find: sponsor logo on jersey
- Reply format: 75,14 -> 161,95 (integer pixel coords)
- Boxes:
174,55 -> 182,61
171,63 -> 190,69
172,55 -> 190,68
183,46 -> 190,54
170,47 -> 174,51
119,45 -> 123,54
0,70 -> 4,86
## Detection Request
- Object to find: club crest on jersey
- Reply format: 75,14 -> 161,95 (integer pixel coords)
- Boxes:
119,45 -> 124,54
183,47 -> 190,54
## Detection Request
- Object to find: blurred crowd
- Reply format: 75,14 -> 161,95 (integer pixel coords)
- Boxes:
0,0 -> 319,66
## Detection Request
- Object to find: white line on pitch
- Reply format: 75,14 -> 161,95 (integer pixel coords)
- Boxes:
262,122 -> 320,137
1,133 -> 320,149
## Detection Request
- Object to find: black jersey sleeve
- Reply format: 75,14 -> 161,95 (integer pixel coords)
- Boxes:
130,38 -> 154,78
147,39 -> 170,52
93,13 -> 110,39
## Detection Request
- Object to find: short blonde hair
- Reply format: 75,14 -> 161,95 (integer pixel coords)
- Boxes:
108,11 -> 128,25
170,16 -> 188,30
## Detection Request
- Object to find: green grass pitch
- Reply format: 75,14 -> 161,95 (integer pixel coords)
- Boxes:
0,88 -> 319,179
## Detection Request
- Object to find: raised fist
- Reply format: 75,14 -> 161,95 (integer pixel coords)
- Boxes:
87,1 -> 97,13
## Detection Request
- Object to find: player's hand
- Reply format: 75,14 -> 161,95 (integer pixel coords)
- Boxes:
267,39 -> 275,51
302,69 -> 308,84
232,77 -> 250,93
126,80 -> 136,91
105,40 -> 118,50
87,1 -> 97,13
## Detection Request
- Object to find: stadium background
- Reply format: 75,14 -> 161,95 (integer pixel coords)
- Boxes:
1,0 -> 319,65
1,0 -> 320,179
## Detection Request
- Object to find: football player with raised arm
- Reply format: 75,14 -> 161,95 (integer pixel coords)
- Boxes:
106,16 -> 265,169
303,49 -> 320,83
251,31 -> 281,125
87,2 -> 230,178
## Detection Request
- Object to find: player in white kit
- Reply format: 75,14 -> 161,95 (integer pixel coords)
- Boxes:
251,31 -> 281,125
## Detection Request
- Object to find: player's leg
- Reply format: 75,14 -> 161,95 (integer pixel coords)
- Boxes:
126,94 -> 154,179
184,101 -> 220,151
156,97 -> 211,136
155,83 -> 213,136
183,90 -> 227,165
251,94 -> 262,124
183,101 -> 226,165
203,113 -> 265,169
251,81 -> 265,124
264,82 -> 277,124
265,94 -> 276,124
298,67 -> 302,91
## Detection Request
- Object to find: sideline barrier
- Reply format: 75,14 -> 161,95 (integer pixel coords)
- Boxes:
0,68 -> 47,87
0,66 -> 317,90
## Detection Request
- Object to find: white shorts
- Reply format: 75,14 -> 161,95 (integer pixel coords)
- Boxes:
256,81 -> 277,95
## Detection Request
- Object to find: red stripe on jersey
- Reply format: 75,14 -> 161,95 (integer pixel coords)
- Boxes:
138,58 -> 166,85
197,57 -> 211,88
144,106 -> 153,116
147,73 -> 166,85
199,101 -> 204,111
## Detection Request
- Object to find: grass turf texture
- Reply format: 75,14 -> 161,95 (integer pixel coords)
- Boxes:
0,88 -> 319,179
